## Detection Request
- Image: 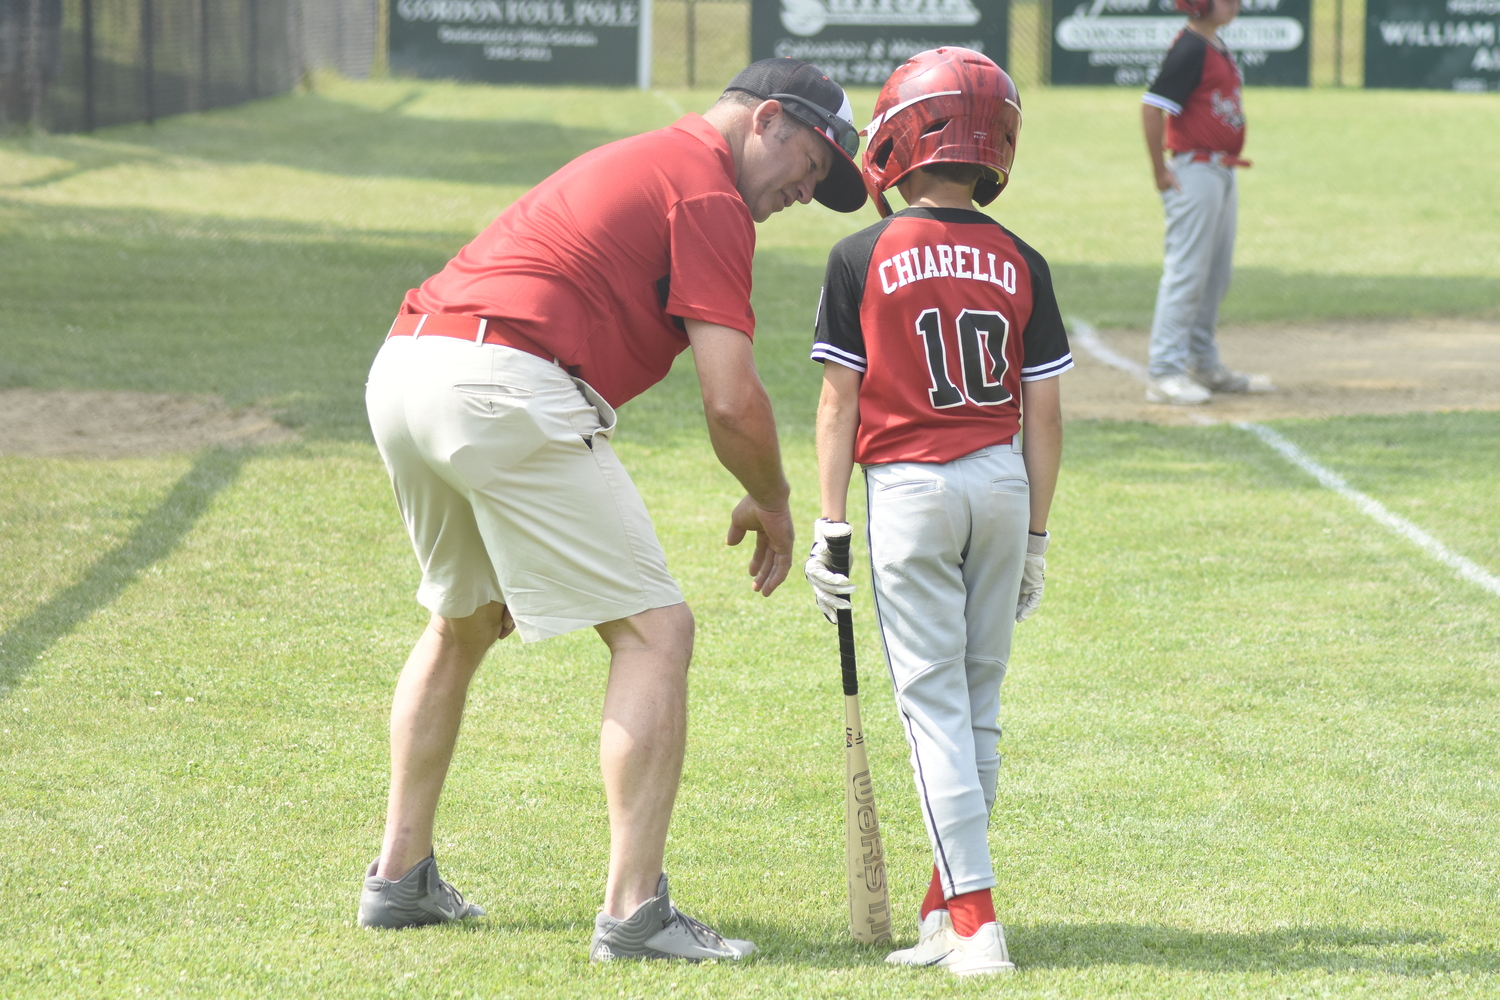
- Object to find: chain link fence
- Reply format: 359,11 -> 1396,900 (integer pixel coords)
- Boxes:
645,0 -> 1364,92
5,0 -> 1369,132
647,0 -> 1048,92
0,0 -> 379,132
650,0 -> 747,90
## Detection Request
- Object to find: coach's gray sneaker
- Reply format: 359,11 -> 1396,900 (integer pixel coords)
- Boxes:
1191,364 -> 1275,394
358,854 -> 485,929
885,909 -> 958,966
590,874 -> 755,962
1145,374 -> 1211,405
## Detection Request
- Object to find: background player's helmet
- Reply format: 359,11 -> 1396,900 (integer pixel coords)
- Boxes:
861,47 -> 1022,218
1174,0 -> 1212,16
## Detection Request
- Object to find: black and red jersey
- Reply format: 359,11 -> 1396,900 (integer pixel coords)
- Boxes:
812,207 -> 1072,466
1143,29 -> 1247,157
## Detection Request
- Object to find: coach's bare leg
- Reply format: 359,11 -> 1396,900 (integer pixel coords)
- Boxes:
597,602 -> 695,918
377,601 -> 514,880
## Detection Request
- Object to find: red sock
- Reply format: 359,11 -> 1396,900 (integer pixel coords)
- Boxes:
947,889 -> 995,938
918,866 -> 946,920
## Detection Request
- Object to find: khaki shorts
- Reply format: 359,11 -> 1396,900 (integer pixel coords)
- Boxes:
365,334 -> 683,642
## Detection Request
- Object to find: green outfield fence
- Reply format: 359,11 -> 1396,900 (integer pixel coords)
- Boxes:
0,0 -> 379,131
0,0 -> 1369,132
646,0 -> 1365,92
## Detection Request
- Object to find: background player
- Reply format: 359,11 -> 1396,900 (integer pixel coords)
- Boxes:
804,48 -> 1069,976
1141,0 -> 1274,404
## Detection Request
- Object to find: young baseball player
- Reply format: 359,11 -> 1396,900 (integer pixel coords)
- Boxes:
804,48 -> 1069,976
1141,0 -> 1273,404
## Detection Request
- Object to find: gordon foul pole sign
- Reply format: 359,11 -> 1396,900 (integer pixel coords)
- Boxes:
391,0 -> 650,86
751,0 -> 1010,88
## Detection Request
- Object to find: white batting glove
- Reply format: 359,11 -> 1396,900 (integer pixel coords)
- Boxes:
805,519 -> 856,624
1015,531 -> 1049,623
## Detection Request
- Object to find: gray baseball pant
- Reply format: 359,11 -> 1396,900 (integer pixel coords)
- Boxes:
1147,152 -> 1238,379
864,441 -> 1029,898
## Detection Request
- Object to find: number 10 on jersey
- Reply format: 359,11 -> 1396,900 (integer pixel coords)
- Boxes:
915,308 -> 1012,410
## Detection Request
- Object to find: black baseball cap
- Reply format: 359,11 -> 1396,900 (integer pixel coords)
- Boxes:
723,58 -> 867,213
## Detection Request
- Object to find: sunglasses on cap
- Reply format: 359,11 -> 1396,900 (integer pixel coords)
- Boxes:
769,92 -> 861,159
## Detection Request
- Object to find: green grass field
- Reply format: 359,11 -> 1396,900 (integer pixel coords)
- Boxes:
1,77 -> 1498,999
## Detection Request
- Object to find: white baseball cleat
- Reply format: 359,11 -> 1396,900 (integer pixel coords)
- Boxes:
885,909 -> 958,966
1145,374 -> 1211,405
945,921 -> 1017,977
1192,364 -> 1275,393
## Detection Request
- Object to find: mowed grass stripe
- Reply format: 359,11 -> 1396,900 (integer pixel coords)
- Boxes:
1,428 -> 1497,998
1,81 -> 1497,997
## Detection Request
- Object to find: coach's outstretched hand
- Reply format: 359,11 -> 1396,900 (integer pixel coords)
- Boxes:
1015,530 -> 1049,622
727,495 -> 795,596
804,519 -> 857,624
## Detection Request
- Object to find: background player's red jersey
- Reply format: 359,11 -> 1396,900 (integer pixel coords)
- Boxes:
1143,30 -> 1247,157
813,207 -> 1072,466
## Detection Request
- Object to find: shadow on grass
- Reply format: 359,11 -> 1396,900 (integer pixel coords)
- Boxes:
1054,262 -> 1500,331
1011,921 -> 1498,975
734,921 -> 1499,975
0,447 -> 251,698
416,916 -> 1498,975
4,195 -> 1497,446
10,92 -> 628,190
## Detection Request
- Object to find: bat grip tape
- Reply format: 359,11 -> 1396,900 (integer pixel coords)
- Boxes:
826,533 -> 859,697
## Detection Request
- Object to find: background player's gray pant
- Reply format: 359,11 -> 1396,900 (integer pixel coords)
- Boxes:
1148,153 -> 1239,379
864,443 -> 1029,899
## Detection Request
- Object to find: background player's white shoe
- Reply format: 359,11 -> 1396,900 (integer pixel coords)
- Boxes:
1192,363 -> 1275,393
945,921 -> 1017,977
1146,374 -> 1211,405
885,909 -> 957,966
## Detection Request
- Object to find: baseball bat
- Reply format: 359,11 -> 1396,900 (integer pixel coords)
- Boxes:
826,527 -> 892,945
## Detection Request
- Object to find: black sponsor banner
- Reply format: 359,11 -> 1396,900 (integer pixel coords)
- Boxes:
1051,0 -> 1310,86
1366,0 -> 1500,90
391,0 -> 643,85
750,0 -> 1010,88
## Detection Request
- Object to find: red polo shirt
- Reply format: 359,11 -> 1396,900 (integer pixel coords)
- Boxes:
402,114 -> 757,407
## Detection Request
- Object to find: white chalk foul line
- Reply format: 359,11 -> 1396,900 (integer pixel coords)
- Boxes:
1066,317 -> 1500,599
1236,422 -> 1500,598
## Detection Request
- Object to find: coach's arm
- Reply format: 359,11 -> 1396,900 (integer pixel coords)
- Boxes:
686,319 -> 795,597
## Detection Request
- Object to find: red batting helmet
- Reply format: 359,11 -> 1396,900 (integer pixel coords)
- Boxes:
1174,0 -> 1212,16
861,47 -> 1022,218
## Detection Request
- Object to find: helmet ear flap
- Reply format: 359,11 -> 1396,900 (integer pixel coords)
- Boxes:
871,137 -> 894,171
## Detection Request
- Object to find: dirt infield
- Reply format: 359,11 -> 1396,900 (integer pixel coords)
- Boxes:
1064,317 -> 1500,426
0,389 -> 297,458
0,318 -> 1496,457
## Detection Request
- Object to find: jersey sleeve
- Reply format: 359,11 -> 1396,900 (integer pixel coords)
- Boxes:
1143,31 -> 1205,116
1011,237 -> 1073,382
812,227 -> 882,373
664,192 -> 757,337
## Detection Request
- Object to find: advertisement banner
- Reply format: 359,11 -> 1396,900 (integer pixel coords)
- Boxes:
1051,0 -> 1310,86
1365,0 -> 1500,90
390,0 -> 644,85
750,0 -> 1010,88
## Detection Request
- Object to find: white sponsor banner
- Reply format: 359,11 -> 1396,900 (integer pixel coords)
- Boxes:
779,0 -> 982,37
1054,13 -> 1304,51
